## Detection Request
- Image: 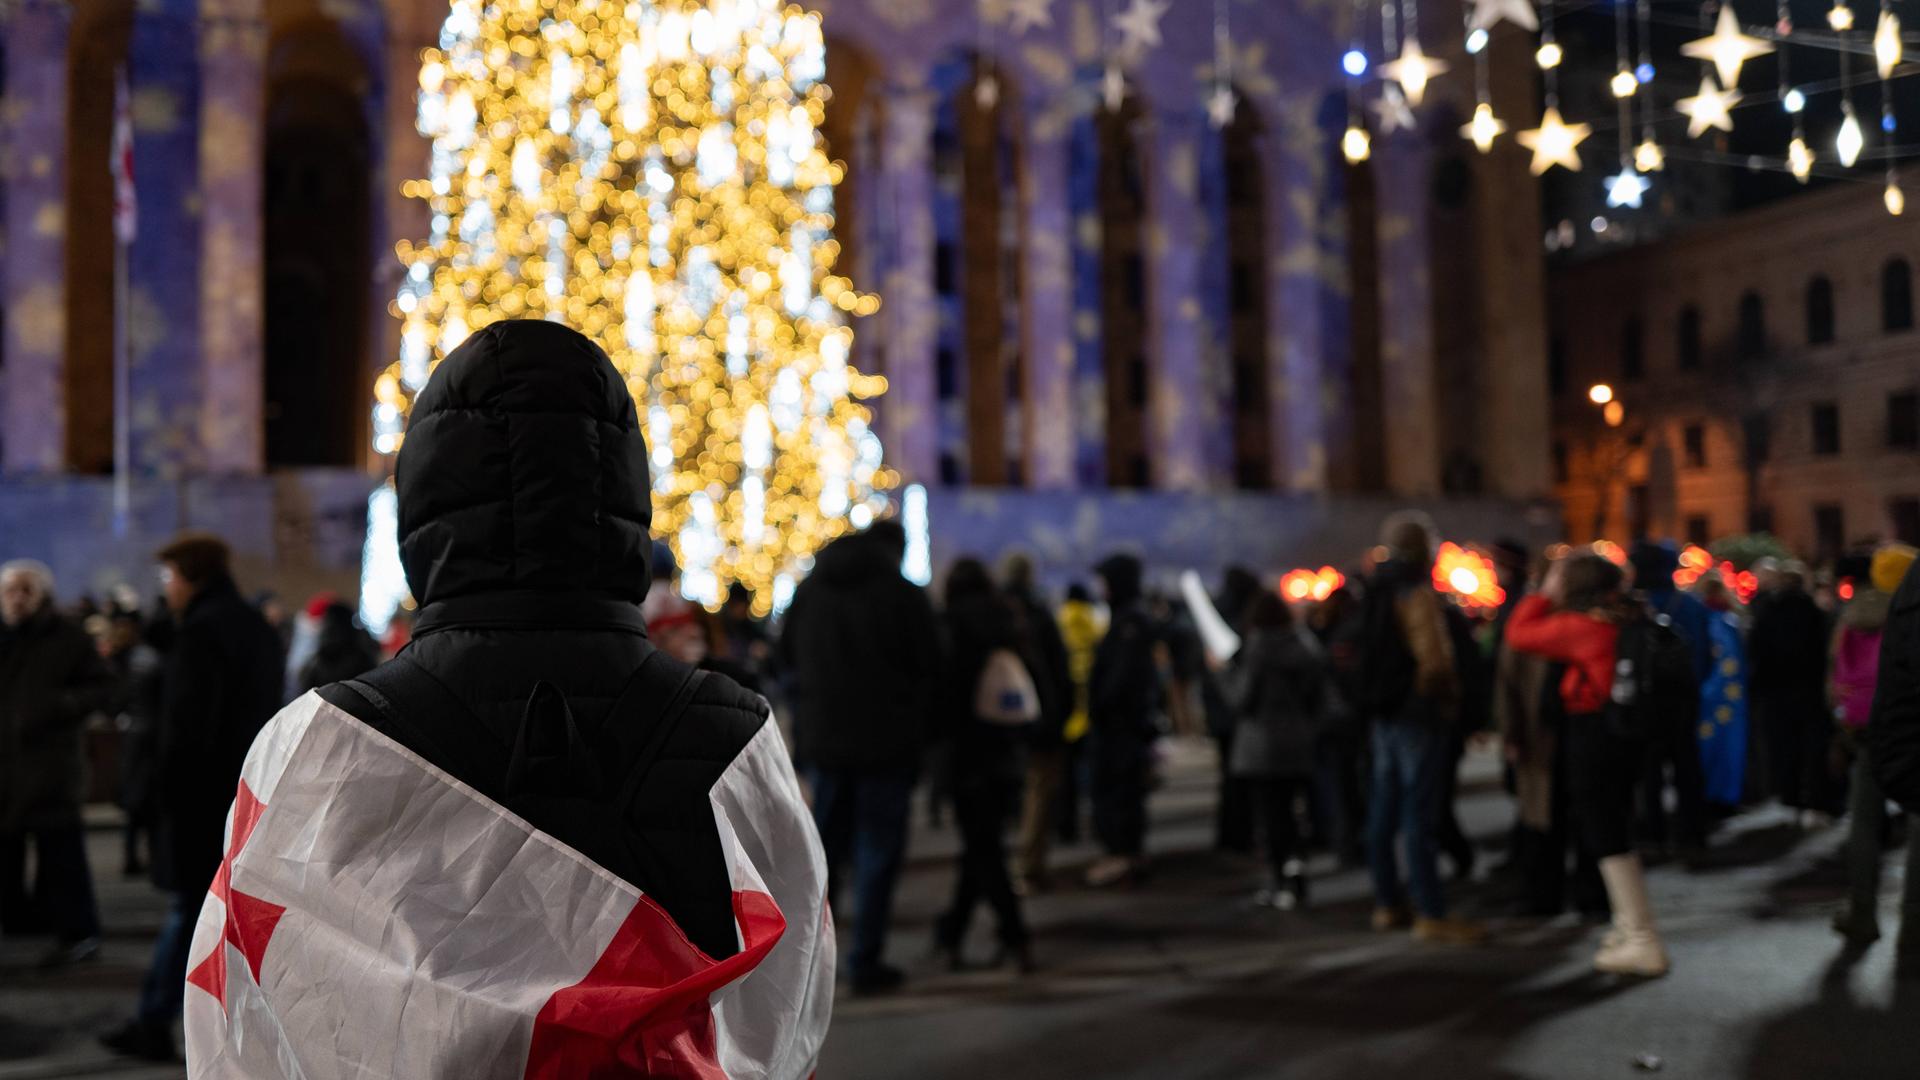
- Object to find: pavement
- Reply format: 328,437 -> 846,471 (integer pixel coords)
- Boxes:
2,739 -> 1914,1079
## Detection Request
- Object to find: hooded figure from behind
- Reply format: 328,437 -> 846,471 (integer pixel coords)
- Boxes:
183,321 -> 833,1079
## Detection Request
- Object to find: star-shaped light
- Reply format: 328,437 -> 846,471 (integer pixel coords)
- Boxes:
1606,168 -> 1651,208
1342,123 -> 1372,164
1829,2 -> 1855,31
1372,84 -> 1416,133
1101,64 -> 1127,111
1379,37 -> 1449,106
1113,0 -> 1169,55
975,73 -> 1000,109
1680,5 -> 1774,90
1009,0 -> 1054,34
1468,0 -> 1538,33
1677,75 -> 1740,138
1206,83 -> 1237,128
1461,101 -> 1507,152
1516,106 -> 1591,174
1838,102 -> 1865,166
1788,134 -> 1814,181
1634,137 -> 1665,172
1876,9 -> 1902,78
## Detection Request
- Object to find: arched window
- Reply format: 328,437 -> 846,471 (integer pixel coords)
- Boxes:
1220,96 -> 1270,489
1884,258 -> 1913,332
1806,275 -> 1835,345
264,21 -> 374,467
1737,291 -> 1766,361
1677,305 -> 1703,370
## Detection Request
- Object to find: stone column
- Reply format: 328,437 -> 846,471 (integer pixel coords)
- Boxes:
2,0 -> 72,475
1372,135 -> 1440,497
1017,113 -> 1074,490
127,0 -> 204,479
198,0 -> 265,475
1267,98 -> 1328,494
373,7 -> 440,472
877,87 -> 940,487
1141,112 -> 1211,491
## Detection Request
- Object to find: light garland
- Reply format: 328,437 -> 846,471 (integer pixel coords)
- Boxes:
380,0 -> 892,615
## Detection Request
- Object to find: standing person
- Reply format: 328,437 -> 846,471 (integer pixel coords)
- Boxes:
101,608 -> 164,878
1307,585 -> 1367,866
1085,553 -> 1161,887
1221,592 -> 1328,909
1629,541 -> 1713,856
1359,513 -> 1484,943
1833,544 -> 1920,949
1693,576 -> 1751,814
932,558 -> 1034,971
780,519 -> 942,995
1751,561 -> 1841,825
167,323 -> 832,1073
292,601 -> 381,693
1002,554 -> 1072,895
103,533 -> 285,1060
1507,551 -> 1689,977
1054,582 -> 1104,846
1208,566 -> 1263,855
0,560 -> 115,966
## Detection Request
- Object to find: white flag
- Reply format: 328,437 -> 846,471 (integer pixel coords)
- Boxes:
112,69 -> 136,244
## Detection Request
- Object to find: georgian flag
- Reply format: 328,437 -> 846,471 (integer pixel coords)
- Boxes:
184,692 -> 834,1078
111,68 -> 136,245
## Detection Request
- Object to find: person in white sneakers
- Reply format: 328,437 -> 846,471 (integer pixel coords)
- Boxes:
1506,551 -> 1689,978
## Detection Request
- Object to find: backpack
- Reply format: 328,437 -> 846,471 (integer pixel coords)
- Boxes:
1356,577 -> 1419,716
1605,614 -> 1697,742
974,648 -> 1042,725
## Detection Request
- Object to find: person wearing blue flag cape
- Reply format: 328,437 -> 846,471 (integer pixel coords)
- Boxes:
1694,575 -> 1750,810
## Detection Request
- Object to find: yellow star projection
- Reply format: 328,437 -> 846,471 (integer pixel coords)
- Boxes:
377,0 -> 893,615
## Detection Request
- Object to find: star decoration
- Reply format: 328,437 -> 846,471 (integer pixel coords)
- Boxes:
1634,137 -> 1665,172
1788,135 -> 1814,180
1372,83 -> 1416,133
1206,83 -> 1237,128
1605,168 -> 1650,208
1677,75 -> 1741,138
975,73 -> 1001,109
1101,64 -> 1127,111
1009,0 -> 1053,34
1837,102 -> 1865,166
1461,101 -> 1507,152
1876,9 -> 1902,79
1468,0 -> 1538,33
1378,37 -> 1449,106
1680,5 -> 1774,90
1113,0 -> 1169,56
1516,106 -> 1591,174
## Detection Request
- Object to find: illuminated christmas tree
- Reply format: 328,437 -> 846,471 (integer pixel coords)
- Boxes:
375,0 -> 890,614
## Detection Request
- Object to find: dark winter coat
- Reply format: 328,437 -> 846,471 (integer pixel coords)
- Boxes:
0,605 -> 115,831
1222,626 -> 1328,779
1750,588 -> 1830,716
939,592 -> 1029,788
778,531 -> 941,775
315,319 -> 771,961
1088,604 -> 1161,744
152,576 -> 285,894
1869,560 -> 1920,811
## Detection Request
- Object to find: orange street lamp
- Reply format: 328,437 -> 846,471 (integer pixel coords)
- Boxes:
1588,383 -> 1615,405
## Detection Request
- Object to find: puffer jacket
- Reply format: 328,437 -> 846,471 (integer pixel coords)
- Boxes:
317,320 -> 772,960
1222,625 -> 1328,779
0,605 -> 115,831
1869,560 -> 1920,811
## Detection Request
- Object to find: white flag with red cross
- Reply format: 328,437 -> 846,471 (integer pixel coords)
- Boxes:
111,68 -> 136,245
183,691 -> 835,1079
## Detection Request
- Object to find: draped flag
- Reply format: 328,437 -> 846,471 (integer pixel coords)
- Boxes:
1697,610 -> 1749,807
111,69 -> 136,244
184,692 -> 834,1079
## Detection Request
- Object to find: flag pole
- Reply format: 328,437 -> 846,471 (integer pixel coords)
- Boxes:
112,65 -> 134,539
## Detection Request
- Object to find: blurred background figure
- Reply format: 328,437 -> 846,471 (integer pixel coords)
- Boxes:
779,520 -> 942,996
293,601 -> 382,695
0,558 -> 116,968
99,606 -> 164,878
282,592 -> 335,703
1693,575 -> 1751,817
1052,583 -> 1104,849
1000,554 -> 1071,897
1085,553 -> 1160,888
1752,561 -> 1842,827
1629,540 -> 1712,859
1208,566 -> 1263,857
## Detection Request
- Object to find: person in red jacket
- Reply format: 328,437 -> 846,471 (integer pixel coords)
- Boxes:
1505,551 -> 1672,977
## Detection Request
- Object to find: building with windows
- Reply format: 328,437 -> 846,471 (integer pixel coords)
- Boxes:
1549,183 -> 1920,561
1,0 -> 1556,599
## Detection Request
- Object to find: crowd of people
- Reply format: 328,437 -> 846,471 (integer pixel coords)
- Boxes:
6,505 -> 1920,1055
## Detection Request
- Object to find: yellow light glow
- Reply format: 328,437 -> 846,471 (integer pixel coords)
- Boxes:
1633,137 -> 1665,173
1830,2 -> 1855,31
1889,178 -> 1906,216
1517,106 -> 1591,175
1876,9 -> 1903,78
1680,5 -> 1774,90
382,0 -> 887,615
1838,103 -> 1865,166
1789,135 -> 1814,181
1535,41 -> 1563,69
1379,37 -> 1449,106
1588,383 -> 1614,405
1343,124 -> 1372,163
1604,400 -> 1626,427
1462,102 -> 1507,153
1611,69 -> 1639,98
1433,542 -> 1506,609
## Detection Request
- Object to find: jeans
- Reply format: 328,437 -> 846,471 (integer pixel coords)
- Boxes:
0,827 -> 102,942
809,769 -> 915,975
1367,721 -> 1448,919
139,894 -> 195,1023
1843,747 -> 1920,934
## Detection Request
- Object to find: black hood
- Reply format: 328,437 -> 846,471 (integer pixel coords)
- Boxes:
396,320 -> 652,606
808,529 -> 900,587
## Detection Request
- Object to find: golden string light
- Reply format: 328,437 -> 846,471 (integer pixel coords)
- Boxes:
378,0 -> 892,615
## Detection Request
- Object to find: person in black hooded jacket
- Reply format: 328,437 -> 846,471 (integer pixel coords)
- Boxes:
1085,552 -> 1161,887
778,519 -> 941,994
1871,559 -> 1920,820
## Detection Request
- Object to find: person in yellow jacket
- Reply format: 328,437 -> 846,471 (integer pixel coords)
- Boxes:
1013,584 -> 1106,892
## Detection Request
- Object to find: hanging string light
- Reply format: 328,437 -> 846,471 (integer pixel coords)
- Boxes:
1206,0 -> 1236,128
1344,0 -> 1373,162
1519,0 -> 1589,173
1779,0 -> 1813,181
1379,0 -> 1448,105
1607,0 -> 1650,206
1459,0 -> 1505,151
1634,0 -> 1664,170
1884,0 -> 1903,211
1839,6 -> 1866,166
